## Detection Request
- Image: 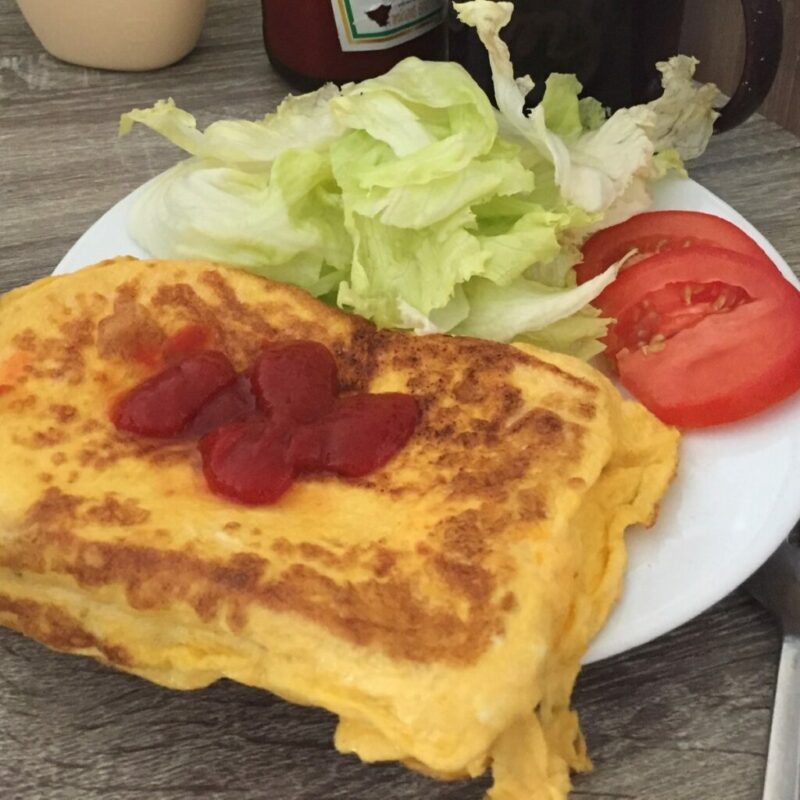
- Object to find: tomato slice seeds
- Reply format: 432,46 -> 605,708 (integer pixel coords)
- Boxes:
586,241 -> 800,428
605,279 -> 753,359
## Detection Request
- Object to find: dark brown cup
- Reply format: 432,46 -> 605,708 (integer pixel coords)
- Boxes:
448,0 -> 783,132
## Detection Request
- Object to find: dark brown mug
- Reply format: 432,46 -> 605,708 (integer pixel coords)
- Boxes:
448,0 -> 783,132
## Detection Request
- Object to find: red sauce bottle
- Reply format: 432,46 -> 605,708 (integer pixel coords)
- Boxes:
261,0 -> 447,89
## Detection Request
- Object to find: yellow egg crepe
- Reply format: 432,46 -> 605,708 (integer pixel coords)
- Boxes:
0,257 -> 679,800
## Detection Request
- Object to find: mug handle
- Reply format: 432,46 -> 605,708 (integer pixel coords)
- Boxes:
714,0 -> 783,132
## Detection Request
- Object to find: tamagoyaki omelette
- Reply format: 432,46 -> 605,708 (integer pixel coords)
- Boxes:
0,257 -> 679,799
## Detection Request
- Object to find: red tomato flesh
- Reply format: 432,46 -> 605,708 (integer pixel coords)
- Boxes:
112,350 -> 237,437
604,280 -> 752,358
597,246 -> 800,428
598,245 -> 791,323
576,210 -> 773,285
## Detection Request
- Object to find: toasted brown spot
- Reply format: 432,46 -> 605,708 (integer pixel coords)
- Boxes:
115,280 -> 140,303
15,426 -> 67,448
96,298 -> 165,361
17,318 -> 92,385
80,418 -> 103,435
521,351 -> 600,394
512,408 -> 564,439
150,276 -> 281,368
201,271 -> 278,338
449,453 -> 528,498
453,370 -> 486,404
56,318 -> 93,383
211,552 -> 266,592
271,538 -> 396,580
333,321 -> 380,392
500,591 -> 517,612
81,543 -> 106,569
517,489 -> 548,522
227,604 -> 248,632
355,333 -> 588,505
433,556 -> 493,605
298,542 -> 341,567
24,486 -> 83,530
439,510 -> 487,561
49,403 -> 78,424
259,561 -> 500,662
0,594 -> 132,667
12,328 -> 38,351
7,394 -> 37,412
77,432 -> 194,471
84,495 -> 150,527
152,282 -> 224,336
271,537 -> 293,557
372,547 -> 396,579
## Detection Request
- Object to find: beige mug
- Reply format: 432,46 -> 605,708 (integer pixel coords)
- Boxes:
16,0 -> 208,71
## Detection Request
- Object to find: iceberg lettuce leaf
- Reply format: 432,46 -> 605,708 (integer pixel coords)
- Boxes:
121,1 -> 719,361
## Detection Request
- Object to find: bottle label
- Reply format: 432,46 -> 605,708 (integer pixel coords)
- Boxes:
330,0 -> 445,52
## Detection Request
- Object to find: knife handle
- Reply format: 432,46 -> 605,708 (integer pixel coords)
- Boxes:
763,634 -> 800,800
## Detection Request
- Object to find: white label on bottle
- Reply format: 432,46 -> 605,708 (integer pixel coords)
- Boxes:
330,0 -> 445,52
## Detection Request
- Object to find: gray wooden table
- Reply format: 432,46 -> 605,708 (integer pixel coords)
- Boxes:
2,2 -> 799,799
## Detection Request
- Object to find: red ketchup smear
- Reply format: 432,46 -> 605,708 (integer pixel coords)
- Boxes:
185,375 -> 257,438
290,393 -> 420,478
112,351 -> 237,437
163,324 -> 212,361
110,340 -> 419,505
251,340 -> 337,423
199,418 -> 295,505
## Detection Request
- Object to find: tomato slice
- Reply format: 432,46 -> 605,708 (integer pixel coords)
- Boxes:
598,245 -> 791,325
596,246 -> 800,428
576,211 -> 773,285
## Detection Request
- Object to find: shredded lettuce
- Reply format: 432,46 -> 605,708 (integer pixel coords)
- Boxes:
120,0 -> 718,357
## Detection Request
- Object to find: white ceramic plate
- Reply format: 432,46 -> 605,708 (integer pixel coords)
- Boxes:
55,176 -> 800,664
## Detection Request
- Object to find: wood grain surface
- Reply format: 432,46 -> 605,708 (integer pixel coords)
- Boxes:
1,1 -> 800,799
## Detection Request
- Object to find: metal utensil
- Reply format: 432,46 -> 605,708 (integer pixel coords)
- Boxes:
746,524 -> 800,800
